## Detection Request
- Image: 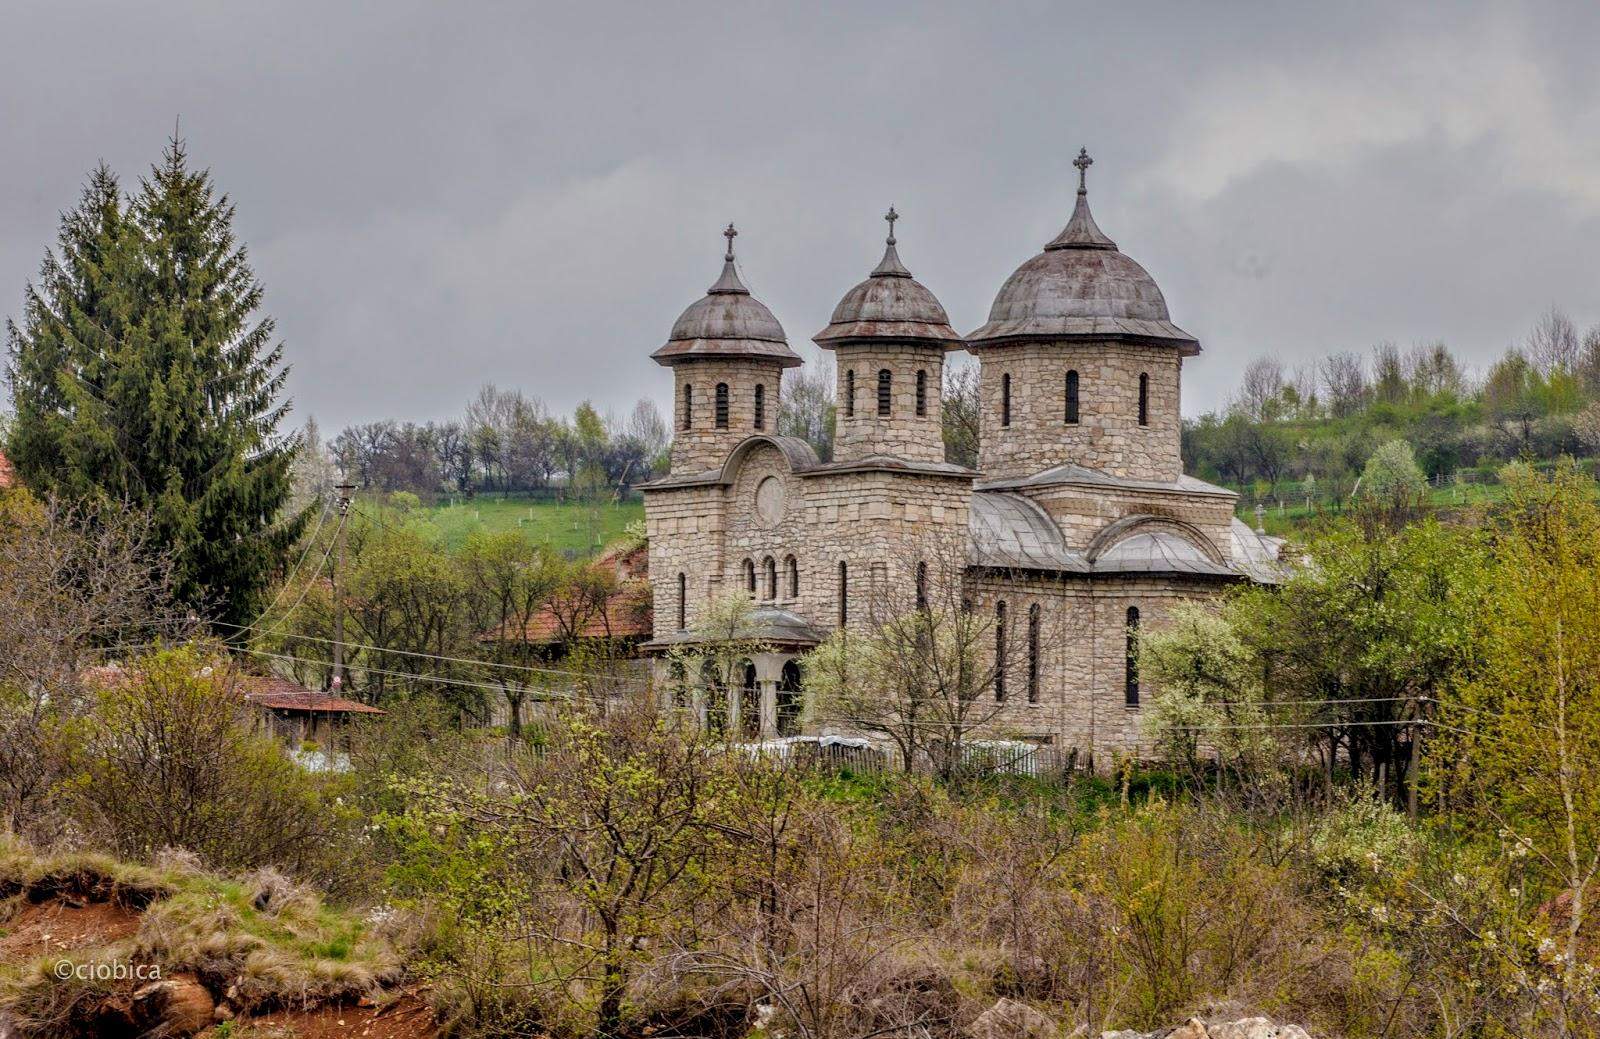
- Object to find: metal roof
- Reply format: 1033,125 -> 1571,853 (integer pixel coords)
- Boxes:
965,151 -> 1199,354
814,208 -> 962,348
968,492 -> 1089,572
653,224 -> 802,368
976,461 -> 1237,498
647,606 -> 825,649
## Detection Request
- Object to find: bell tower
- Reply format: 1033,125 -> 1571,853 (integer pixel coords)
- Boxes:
652,224 -> 802,474
814,208 -> 962,465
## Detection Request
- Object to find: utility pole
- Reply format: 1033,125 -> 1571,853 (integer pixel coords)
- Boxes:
332,482 -> 355,694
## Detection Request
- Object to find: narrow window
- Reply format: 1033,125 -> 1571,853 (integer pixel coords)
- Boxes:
715,383 -> 730,429
743,558 -> 756,595
676,572 -> 687,630
1001,373 -> 1012,427
1138,373 -> 1149,426
1065,370 -> 1079,424
785,555 -> 799,598
763,556 -> 777,600
838,561 -> 848,627
1027,603 -> 1040,703
845,370 -> 855,417
995,601 -> 1008,701
915,369 -> 927,417
681,383 -> 693,430
877,369 -> 892,416
754,384 -> 766,430
915,561 -> 928,610
1125,606 -> 1141,707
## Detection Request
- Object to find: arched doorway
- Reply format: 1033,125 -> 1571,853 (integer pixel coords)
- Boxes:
777,660 -> 803,737
740,660 -> 761,740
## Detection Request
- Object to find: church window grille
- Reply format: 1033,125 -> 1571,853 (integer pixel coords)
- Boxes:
838,561 -> 848,627
994,601 -> 1008,701
1065,370 -> 1079,424
715,383 -> 730,429
1138,373 -> 1149,426
681,383 -> 693,430
916,369 -> 927,416
915,561 -> 928,610
676,572 -> 686,630
845,370 -> 856,417
754,384 -> 765,430
1001,373 -> 1012,427
1027,603 -> 1040,703
1125,606 -> 1141,707
877,369 -> 892,416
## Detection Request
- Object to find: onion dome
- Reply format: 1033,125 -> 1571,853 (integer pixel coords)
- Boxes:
813,207 -> 961,349
652,224 -> 802,368
966,149 -> 1199,355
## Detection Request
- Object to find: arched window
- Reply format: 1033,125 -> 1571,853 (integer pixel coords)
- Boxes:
754,384 -> 766,431
681,383 -> 693,430
915,560 -> 928,610
785,555 -> 799,598
1001,373 -> 1012,427
740,661 -> 761,739
715,383 -> 730,429
915,369 -> 927,417
1138,373 -> 1149,426
777,660 -> 803,737
1125,606 -> 1141,707
1065,370 -> 1079,424
837,561 -> 848,627
994,601 -> 1008,701
676,572 -> 687,630
743,558 -> 756,596
1027,603 -> 1040,703
845,370 -> 856,417
877,369 -> 892,416
763,556 -> 777,600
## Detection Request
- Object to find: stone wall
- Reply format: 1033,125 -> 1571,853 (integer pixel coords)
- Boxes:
668,357 -> 788,473
829,342 -> 949,464
976,340 -> 1183,483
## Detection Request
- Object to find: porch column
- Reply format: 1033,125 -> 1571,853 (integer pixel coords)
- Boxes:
752,652 -> 787,739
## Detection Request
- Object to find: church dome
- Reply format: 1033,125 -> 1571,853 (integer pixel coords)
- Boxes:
813,208 -> 961,348
652,224 -> 802,368
965,150 -> 1199,355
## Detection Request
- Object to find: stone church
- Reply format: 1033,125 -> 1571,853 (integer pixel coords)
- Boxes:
640,151 -> 1283,759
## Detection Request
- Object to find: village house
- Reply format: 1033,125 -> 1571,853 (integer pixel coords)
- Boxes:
639,151 -> 1284,761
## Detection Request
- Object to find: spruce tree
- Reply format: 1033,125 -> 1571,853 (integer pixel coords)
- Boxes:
6,139 -> 305,628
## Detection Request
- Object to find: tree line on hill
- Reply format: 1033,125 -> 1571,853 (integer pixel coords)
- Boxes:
1182,310 -> 1600,501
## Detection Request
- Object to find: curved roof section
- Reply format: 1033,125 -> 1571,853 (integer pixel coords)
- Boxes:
652,225 -> 803,368
646,606 -> 824,648
814,209 -> 961,348
966,150 -> 1199,355
968,492 -> 1088,572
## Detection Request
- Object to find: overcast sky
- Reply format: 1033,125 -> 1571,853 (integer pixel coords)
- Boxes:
5,1 -> 1600,432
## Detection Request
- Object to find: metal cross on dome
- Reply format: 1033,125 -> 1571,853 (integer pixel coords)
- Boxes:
723,222 -> 737,260
884,205 -> 898,244
1074,147 -> 1093,192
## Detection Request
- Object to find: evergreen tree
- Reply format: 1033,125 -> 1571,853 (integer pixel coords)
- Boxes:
6,139 -> 304,628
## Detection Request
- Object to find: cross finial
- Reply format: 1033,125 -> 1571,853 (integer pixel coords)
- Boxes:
884,205 -> 898,245
723,222 -> 737,261
1074,147 -> 1093,193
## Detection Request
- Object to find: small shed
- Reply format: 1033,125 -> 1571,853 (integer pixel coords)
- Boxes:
241,674 -> 385,747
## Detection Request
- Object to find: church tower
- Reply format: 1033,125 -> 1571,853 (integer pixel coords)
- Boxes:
653,225 -> 802,474
814,208 -> 962,464
965,150 -> 1199,483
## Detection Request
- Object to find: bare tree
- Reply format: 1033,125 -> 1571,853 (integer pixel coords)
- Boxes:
779,356 -> 836,461
803,535 -> 1031,777
0,494 -> 189,836
1234,357 -> 1286,420
941,361 -> 980,468
1526,305 -> 1581,376
1320,351 -> 1369,418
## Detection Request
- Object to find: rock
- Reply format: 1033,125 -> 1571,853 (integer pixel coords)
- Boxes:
132,974 -> 215,1038
213,1001 -> 235,1023
1169,1019 -> 1210,1039
968,998 -> 1061,1039
1209,1020 -> 1310,1039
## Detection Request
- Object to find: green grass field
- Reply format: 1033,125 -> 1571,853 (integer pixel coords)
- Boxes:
418,495 -> 644,555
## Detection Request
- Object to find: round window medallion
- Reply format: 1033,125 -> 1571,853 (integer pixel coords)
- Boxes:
755,476 -> 787,526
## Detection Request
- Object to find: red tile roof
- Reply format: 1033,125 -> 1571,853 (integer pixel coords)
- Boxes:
81,661 -> 383,715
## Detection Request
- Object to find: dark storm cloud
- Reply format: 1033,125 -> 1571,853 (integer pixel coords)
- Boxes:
4,1 -> 1599,430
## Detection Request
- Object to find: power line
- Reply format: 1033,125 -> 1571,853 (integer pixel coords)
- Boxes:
235,497 -> 333,638
253,512 -> 347,639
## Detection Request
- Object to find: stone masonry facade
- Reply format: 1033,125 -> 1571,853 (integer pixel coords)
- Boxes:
638,162 -> 1283,762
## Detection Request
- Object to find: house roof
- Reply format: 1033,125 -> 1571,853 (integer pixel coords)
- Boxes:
81,661 -> 385,714
0,451 -> 14,489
